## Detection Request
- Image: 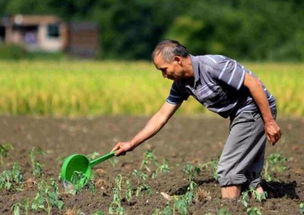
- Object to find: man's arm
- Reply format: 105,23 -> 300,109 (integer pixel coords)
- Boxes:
243,73 -> 281,145
112,102 -> 182,155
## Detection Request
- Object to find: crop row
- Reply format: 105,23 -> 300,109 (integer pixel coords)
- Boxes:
1,143 -> 303,215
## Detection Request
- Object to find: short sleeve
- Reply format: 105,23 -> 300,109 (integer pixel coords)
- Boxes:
166,81 -> 189,104
211,57 -> 246,90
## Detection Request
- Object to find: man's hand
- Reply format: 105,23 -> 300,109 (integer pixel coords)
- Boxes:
264,119 -> 281,145
112,141 -> 135,156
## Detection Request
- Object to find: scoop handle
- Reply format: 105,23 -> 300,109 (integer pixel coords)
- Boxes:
89,151 -> 116,167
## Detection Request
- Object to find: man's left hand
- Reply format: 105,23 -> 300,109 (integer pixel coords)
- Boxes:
264,120 -> 281,145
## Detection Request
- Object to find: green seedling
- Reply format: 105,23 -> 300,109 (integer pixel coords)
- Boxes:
152,202 -> 172,215
109,175 -> 124,215
11,199 -> 30,215
140,150 -> 159,171
183,163 -> 201,181
135,183 -> 153,197
263,153 -> 287,182
31,179 -> 64,214
140,150 -> 170,179
300,202 -> 304,214
240,191 -> 250,208
132,169 -> 148,181
125,179 -> 133,202
0,143 -> 13,165
153,159 -> 170,179
200,158 -> 219,180
0,163 -> 23,191
252,189 -> 267,202
29,148 -> 44,178
92,211 -> 105,215
217,208 -> 232,215
132,169 -> 152,196
246,207 -> 262,215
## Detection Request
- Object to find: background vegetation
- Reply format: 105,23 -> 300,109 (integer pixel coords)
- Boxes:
0,0 -> 304,61
0,60 -> 302,117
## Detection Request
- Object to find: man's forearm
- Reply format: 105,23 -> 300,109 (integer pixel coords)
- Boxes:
244,74 -> 274,123
130,112 -> 168,147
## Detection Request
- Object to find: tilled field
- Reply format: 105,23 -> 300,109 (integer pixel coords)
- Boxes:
0,115 -> 303,215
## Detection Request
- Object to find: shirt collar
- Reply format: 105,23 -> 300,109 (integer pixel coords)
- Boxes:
190,55 -> 200,87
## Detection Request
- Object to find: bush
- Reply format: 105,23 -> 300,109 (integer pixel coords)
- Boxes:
0,43 -> 27,60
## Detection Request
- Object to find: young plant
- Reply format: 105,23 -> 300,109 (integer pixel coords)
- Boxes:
140,150 -> 170,179
217,208 -> 232,215
300,202 -> 304,214
251,189 -> 267,202
132,169 -> 152,196
31,179 -> 64,214
125,179 -> 133,202
140,150 -> 159,172
109,175 -> 124,215
199,158 -> 219,180
0,143 -> 13,165
183,163 -> 201,182
246,207 -> 262,215
29,147 -> 44,178
11,199 -> 30,215
263,153 -> 287,182
240,190 -> 250,208
153,159 -> 170,179
0,163 -> 23,191
92,211 -> 105,215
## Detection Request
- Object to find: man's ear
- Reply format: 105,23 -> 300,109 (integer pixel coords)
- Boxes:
173,56 -> 182,65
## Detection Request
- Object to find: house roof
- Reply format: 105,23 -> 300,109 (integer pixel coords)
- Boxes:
1,15 -> 61,26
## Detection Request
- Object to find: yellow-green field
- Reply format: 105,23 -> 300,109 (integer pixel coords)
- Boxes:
0,60 -> 303,117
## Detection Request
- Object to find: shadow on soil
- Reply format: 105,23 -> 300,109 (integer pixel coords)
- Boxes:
262,180 -> 299,199
171,178 -> 299,200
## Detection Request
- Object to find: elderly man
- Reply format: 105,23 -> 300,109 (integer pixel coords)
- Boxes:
112,40 -> 281,199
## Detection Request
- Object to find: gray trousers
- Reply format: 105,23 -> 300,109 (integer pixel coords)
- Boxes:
217,111 -> 269,188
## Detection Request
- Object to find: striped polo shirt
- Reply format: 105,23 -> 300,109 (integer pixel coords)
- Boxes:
166,55 -> 276,118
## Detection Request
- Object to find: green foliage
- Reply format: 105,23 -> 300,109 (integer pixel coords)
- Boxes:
0,143 -> 13,165
0,163 -> 23,191
0,0 -> 303,60
300,202 -> 304,214
29,148 -> 44,178
11,199 -> 30,215
132,169 -> 152,197
109,175 -> 124,215
92,211 -> 105,215
140,150 -> 170,178
200,158 -> 219,180
0,44 -> 27,60
240,191 -> 250,208
246,207 -> 262,215
263,153 -> 287,182
217,208 -> 232,215
31,179 -> 64,214
125,179 -> 133,202
183,163 -> 200,181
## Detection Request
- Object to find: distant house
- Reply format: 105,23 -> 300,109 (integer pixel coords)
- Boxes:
0,15 -> 99,58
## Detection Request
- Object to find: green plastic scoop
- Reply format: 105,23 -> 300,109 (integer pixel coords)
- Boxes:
60,151 -> 115,183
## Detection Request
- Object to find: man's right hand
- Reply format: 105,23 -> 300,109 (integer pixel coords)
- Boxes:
112,141 -> 135,156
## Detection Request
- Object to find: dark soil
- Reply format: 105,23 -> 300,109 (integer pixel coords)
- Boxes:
0,115 -> 303,215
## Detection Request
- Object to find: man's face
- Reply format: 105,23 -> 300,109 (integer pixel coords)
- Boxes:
153,53 -> 184,80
